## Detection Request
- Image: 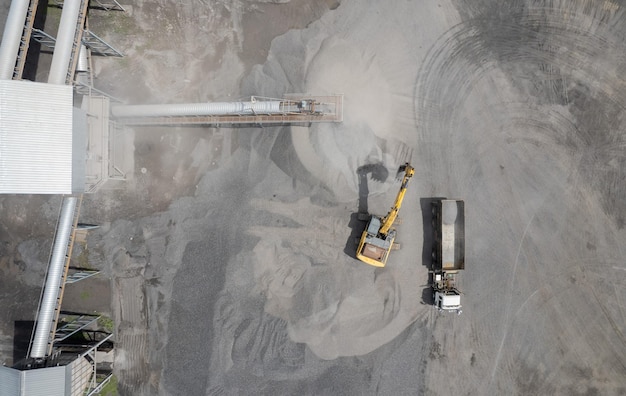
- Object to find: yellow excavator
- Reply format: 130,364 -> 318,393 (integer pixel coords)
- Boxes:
356,163 -> 415,267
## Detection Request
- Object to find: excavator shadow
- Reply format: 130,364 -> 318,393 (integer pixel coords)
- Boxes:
344,212 -> 366,259
343,162 -> 389,259
13,320 -> 35,364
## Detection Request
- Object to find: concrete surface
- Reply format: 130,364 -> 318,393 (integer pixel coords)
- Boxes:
1,0 -> 626,395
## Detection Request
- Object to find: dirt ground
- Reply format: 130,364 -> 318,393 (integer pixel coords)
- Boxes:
1,0 -> 626,395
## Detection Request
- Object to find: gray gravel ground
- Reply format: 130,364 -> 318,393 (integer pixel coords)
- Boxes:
1,0 -> 626,395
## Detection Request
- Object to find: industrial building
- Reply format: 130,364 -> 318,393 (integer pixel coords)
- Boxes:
0,0 -> 121,394
0,1 -> 342,394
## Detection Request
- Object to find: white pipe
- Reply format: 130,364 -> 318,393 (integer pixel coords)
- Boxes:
48,0 -> 82,84
30,196 -> 77,359
0,0 -> 30,80
112,101 -> 284,118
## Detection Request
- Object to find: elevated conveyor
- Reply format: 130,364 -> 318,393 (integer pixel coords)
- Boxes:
29,195 -> 83,359
113,95 -> 343,126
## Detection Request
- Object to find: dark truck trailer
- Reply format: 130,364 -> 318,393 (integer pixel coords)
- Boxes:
431,199 -> 465,314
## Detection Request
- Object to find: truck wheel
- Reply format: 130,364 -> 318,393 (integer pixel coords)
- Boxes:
392,242 -> 401,250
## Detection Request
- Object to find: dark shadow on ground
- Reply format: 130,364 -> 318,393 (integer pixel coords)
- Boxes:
58,309 -> 95,316
344,212 -> 365,259
13,321 -> 34,365
421,285 -> 434,306
420,196 -> 448,269
21,0 -> 48,82
419,197 -> 446,305
343,163 -> 389,258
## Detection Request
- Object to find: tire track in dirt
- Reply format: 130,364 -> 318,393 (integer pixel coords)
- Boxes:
414,1 -> 626,393
416,2 -> 626,225
115,276 -> 149,395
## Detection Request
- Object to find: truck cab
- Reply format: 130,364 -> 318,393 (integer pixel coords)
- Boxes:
434,287 -> 462,314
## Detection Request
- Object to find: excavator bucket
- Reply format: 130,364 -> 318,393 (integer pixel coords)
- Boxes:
396,163 -> 410,180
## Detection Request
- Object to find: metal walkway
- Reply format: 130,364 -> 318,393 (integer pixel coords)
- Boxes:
12,0 -> 38,80
64,0 -> 88,84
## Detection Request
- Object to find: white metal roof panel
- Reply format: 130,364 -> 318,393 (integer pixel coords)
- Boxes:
0,366 -> 21,396
0,79 -> 74,194
22,366 -> 68,396
0,365 -> 70,396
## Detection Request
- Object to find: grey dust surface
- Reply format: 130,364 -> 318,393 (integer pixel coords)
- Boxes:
1,0 -> 626,395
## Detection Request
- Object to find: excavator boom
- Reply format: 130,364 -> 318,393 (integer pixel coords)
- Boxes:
379,164 -> 414,235
356,163 -> 414,267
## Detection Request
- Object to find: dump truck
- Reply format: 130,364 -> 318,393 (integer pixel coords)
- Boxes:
431,199 -> 465,314
356,163 -> 414,267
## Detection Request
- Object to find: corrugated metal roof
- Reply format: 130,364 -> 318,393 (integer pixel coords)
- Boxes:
22,366 -> 68,396
0,79 -> 77,194
0,366 -> 21,396
0,365 -> 70,396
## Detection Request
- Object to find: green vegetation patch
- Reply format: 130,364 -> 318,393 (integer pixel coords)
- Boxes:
80,289 -> 91,300
98,315 -> 115,332
98,374 -> 118,396
76,243 -> 92,268
91,10 -> 140,37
